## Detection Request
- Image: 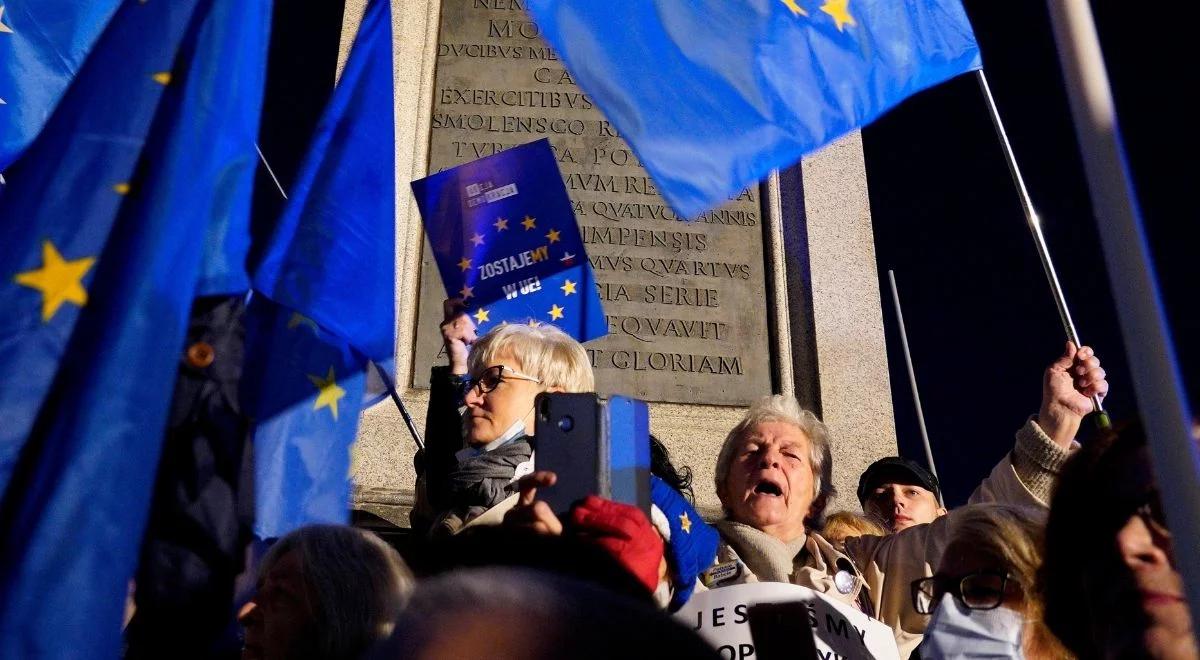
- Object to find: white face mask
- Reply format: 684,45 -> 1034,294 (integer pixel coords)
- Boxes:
919,593 -> 1025,659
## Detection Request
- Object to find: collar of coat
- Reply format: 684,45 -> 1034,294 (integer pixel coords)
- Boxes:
713,519 -> 866,604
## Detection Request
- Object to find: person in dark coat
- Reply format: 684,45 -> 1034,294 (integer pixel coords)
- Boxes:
412,299 -> 593,535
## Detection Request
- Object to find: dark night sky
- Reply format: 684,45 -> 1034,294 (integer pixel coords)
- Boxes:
861,0 -> 1197,505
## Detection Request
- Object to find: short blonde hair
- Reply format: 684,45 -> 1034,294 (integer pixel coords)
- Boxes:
468,322 -> 594,392
714,395 -> 836,524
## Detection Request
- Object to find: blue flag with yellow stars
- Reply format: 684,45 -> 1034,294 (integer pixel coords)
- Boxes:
525,0 -> 982,218
252,0 -> 394,362
246,0 -> 391,537
0,1 -> 124,171
0,0 -> 268,653
412,138 -> 608,342
243,296 -> 366,539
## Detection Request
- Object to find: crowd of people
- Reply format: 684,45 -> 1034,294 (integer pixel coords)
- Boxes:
146,299 -> 1196,659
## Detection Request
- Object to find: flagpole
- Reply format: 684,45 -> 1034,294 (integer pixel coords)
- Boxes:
255,145 -> 422,452
371,361 -> 424,452
974,70 -> 1109,429
1044,0 -> 1200,631
887,270 -> 944,508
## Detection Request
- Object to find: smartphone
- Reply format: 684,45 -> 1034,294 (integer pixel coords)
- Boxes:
533,392 -> 651,517
534,393 -> 602,516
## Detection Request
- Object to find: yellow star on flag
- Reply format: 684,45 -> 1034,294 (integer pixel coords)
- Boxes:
493,217 -> 509,231
779,0 -> 808,16
548,304 -> 564,321
0,6 -> 13,34
473,307 -> 490,324
458,256 -> 472,272
459,284 -> 474,300
820,0 -> 856,31
307,366 -> 347,421
470,232 -> 485,246
560,279 -> 577,296
679,511 -> 692,533
521,215 -> 537,231
14,240 -> 97,322
152,71 -> 172,86
545,228 -> 561,244
287,312 -> 319,332
113,182 -> 131,195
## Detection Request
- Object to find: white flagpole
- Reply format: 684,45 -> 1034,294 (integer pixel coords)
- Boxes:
887,270 -> 944,508
974,70 -> 1109,428
1045,0 -> 1200,630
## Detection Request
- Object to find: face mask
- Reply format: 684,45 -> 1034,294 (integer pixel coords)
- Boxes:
919,593 -> 1025,659
494,415 -> 528,445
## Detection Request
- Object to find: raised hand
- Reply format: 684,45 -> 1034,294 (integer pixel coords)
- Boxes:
1039,342 -> 1109,446
440,298 -> 477,375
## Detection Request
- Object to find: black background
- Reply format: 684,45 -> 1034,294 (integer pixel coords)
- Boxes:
862,0 -> 1197,505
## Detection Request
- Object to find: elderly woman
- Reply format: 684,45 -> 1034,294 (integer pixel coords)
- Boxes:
413,299 -> 594,535
238,525 -> 413,660
915,504 -> 1070,659
703,343 -> 1109,657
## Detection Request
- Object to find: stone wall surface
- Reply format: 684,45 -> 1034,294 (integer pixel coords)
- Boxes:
341,0 -> 896,526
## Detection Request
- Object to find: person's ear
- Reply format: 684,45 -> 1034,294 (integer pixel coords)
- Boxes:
935,507 -> 948,518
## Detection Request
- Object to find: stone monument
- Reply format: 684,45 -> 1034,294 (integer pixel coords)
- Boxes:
347,0 -> 898,523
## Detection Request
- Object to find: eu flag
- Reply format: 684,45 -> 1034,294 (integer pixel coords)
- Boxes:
0,1 -> 124,170
244,297 -> 368,539
252,0 -> 395,362
525,0 -> 982,218
412,138 -> 608,343
247,0 -> 393,537
0,0 -> 268,653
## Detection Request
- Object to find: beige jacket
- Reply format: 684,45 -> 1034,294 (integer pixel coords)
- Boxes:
702,419 -> 1074,659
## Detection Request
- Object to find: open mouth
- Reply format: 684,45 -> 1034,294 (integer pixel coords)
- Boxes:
753,479 -> 784,497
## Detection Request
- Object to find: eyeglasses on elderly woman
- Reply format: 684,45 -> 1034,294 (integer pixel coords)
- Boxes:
911,571 -> 1012,615
466,364 -> 541,394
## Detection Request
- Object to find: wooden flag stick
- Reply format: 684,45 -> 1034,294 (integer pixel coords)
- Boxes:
975,69 -> 1109,428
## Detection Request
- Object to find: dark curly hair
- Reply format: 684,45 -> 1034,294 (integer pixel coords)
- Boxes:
650,435 -> 694,504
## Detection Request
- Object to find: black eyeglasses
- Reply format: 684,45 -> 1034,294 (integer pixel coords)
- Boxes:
911,571 -> 1010,615
1135,496 -> 1173,543
466,364 -> 541,394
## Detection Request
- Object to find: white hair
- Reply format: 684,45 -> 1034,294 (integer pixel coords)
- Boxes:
468,322 -> 594,392
714,395 -> 836,524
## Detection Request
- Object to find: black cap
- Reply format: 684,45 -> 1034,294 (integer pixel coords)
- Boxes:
857,457 -> 940,505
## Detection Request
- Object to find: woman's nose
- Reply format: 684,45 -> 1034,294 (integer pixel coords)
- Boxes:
463,385 -> 484,408
1118,516 -> 1171,571
237,599 -> 259,625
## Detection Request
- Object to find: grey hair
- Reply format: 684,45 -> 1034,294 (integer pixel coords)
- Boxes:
259,525 -> 413,660
714,395 -> 836,525
468,322 -> 594,392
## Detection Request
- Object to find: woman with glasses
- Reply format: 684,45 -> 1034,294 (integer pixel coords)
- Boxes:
412,299 -> 593,536
696,343 -> 1109,658
912,504 -> 1071,659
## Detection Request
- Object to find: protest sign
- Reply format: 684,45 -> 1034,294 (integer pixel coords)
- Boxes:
412,138 -> 607,342
676,583 -> 899,660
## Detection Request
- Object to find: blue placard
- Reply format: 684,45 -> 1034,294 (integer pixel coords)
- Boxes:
412,138 -> 607,342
